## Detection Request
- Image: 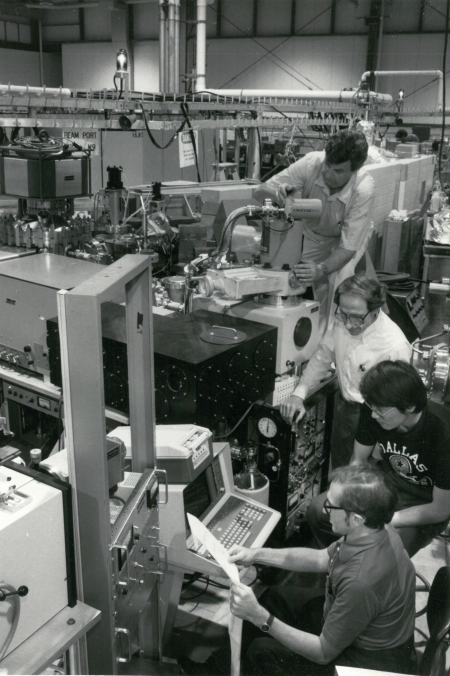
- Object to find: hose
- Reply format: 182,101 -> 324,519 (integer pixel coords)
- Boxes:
216,205 -> 264,258
0,584 -> 21,661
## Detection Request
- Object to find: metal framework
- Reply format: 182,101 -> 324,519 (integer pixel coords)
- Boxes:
57,255 -> 157,674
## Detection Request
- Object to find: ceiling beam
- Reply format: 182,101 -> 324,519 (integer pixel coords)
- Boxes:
216,0 -> 221,38
418,0 -> 425,31
79,8 -> 85,40
252,0 -> 258,37
330,0 -> 337,34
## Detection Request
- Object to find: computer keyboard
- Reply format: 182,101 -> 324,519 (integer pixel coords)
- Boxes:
188,496 -> 271,558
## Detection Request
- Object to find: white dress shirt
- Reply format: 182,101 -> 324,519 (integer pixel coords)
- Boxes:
293,310 -> 412,403
267,151 -> 374,253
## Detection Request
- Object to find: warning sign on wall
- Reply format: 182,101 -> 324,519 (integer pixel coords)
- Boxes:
179,130 -> 198,168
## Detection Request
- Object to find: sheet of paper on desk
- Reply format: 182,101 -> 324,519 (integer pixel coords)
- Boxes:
187,512 -> 240,583
187,513 -> 242,676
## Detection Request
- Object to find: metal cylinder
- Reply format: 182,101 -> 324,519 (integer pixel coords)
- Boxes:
159,1 -> 166,92
162,276 -> 186,304
167,1 -> 176,92
246,127 -> 261,180
174,0 -> 180,92
195,0 -> 207,91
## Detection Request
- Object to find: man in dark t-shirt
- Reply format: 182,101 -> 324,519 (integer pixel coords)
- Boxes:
307,361 -> 450,556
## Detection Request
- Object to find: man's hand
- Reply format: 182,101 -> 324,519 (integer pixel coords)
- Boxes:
280,395 -> 306,425
293,260 -> 324,284
230,581 -> 267,625
228,545 -> 256,567
254,182 -> 293,207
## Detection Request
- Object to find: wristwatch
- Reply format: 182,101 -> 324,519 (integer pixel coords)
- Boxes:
320,262 -> 329,277
261,613 -> 275,633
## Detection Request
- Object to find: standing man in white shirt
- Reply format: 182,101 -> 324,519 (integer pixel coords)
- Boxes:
254,130 -> 374,331
280,274 -> 412,469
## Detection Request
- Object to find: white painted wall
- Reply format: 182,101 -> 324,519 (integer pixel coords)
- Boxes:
0,48 -> 62,87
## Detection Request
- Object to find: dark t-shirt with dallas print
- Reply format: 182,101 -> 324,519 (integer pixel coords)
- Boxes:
356,402 -> 450,505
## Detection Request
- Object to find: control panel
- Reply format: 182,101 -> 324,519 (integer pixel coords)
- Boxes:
0,343 -> 37,375
404,285 -> 428,333
390,283 -> 428,335
236,393 -> 335,546
284,400 -> 328,539
110,469 -> 164,665
3,382 -> 62,418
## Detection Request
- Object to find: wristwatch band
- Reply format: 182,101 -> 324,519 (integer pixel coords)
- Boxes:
261,613 -> 275,633
321,262 -> 329,276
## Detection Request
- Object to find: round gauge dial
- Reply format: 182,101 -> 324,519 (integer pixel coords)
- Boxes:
257,416 -> 278,438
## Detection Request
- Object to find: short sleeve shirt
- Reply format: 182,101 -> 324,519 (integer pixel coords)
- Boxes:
320,528 -> 415,661
267,151 -> 374,252
356,403 -> 450,502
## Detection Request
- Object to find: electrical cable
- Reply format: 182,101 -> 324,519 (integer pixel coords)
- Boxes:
10,135 -> 66,157
138,101 -> 187,150
215,401 -> 256,440
180,576 -> 210,602
0,585 -> 20,661
260,214 -> 294,234
438,0 -> 450,185
180,102 -> 201,182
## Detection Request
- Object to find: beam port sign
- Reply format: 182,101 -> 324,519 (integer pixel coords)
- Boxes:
63,130 -> 99,155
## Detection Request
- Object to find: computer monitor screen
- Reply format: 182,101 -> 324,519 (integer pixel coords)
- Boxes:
183,469 -> 212,532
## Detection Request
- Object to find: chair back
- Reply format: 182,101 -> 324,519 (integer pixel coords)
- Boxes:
419,566 -> 450,675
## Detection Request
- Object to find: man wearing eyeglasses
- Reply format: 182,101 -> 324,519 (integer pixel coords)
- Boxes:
180,464 -> 416,676
307,361 -> 450,557
280,273 -> 411,469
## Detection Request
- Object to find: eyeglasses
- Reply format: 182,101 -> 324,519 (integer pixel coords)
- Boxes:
323,498 -> 347,516
334,307 -> 371,326
365,402 -> 396,418
323,497 -> 365,521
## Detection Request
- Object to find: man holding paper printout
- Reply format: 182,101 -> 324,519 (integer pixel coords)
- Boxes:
183,464 -> 416,676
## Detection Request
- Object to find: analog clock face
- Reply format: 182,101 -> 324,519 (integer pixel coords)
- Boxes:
257,417 -> 278,438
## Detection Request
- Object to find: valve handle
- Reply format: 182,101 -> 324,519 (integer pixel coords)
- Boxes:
0,585 -> 29,601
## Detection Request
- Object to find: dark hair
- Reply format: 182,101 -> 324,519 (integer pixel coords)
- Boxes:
333,273 -> 387,312
395,128 -> 408,141
331,463 -> 397,529
325,130 -> 368,171
360,360 -> 427,413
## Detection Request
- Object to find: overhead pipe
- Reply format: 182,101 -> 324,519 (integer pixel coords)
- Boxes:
194,88 -> 392,104
25,2 -> 99,7
359,70 -> 443,110
0,83 -> 72,97
196,0 -> 207,92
